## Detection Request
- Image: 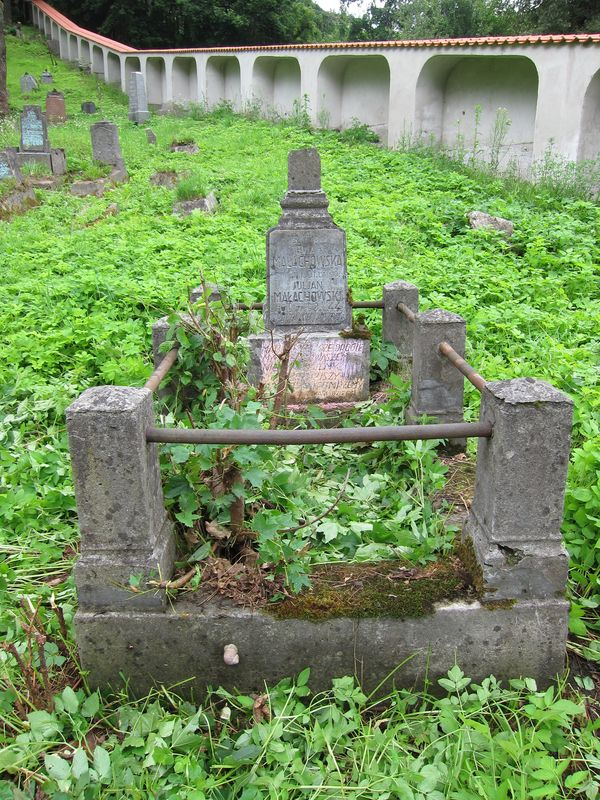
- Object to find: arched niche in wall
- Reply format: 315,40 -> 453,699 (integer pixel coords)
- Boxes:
578,69 -> 600,162
107,52 -> 121,85
124,56 -> 141,87
92,46 -> 104,78
415,55 -> 539,172
59,28 -> 68,57
317,55 -> 390,144
206,56 -> 241,110
69,35 -> 79,63
80,39 -> 91,67
146,57 -> 167,106
252,56 -> 301,116
172,57 -> 198,104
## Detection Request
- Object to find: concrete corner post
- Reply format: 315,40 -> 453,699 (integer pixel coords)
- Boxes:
382,280 -> 418,360
66,386 -> 174,610
466,378 -> 572,601
407,309 -> 466,425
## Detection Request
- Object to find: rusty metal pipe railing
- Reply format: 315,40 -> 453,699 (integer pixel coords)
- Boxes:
146,420 -> 492,446
438,341 -> 487,393
144,347 -> 179,392
397,302 -> 416,323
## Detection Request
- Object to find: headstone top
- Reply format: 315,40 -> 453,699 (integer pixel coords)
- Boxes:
128,72 -> 150,125
20,106 -> 49,153
288,148 -> 321,191
20,72 -> 38,93
81,101 -> 97,114
265,147 -> 351,333
90,120 -> 123,168
41,70 -> 53,84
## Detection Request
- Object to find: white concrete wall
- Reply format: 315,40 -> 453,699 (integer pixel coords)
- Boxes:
30,2 -> 600,167
252,56 -> 301,116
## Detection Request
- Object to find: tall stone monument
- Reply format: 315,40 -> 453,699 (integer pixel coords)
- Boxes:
128,72 -> 150,125
248,148 -> 369,403
20,105 -> 49,153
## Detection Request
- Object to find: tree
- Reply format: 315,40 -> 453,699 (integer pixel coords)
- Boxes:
0,1 -> 8,118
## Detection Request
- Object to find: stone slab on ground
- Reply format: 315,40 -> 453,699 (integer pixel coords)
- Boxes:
248,331 -> 370,403
173,192 -> 217,216
468,211 -> 514,238
75,597 -> 569,697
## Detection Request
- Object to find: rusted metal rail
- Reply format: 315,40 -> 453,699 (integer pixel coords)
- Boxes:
144,347 -> 179,392
146,420 -> 492,445
438,341 -> 487,393
397,302 -> 416,322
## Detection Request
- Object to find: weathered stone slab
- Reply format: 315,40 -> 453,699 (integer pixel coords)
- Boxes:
265,148 -> 351,333
50,148 -> 67,176
128,72 -> 151,124
91,120 -> 123,167
468,210 -> 514,238
81,101 -> 97,114
20,106 -> 48,152
40,70 -> 53,84
146,128 -> 157,144
20,72 -> 38,93
45,90 -> 66,123
0,149 -> 22,182
75,596 -> 569,697
248,332 -> 369,403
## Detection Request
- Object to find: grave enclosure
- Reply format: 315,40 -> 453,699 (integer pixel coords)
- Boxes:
68,150 -> 572,696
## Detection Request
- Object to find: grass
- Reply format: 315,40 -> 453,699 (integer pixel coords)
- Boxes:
0,27 -> 599,798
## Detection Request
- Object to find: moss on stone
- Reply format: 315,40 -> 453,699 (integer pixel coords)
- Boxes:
269,555 -> 482,622
481,598 -> 517,610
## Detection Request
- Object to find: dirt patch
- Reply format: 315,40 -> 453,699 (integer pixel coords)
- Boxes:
150,170 -> 182,188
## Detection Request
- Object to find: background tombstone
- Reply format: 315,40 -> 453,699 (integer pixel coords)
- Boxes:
128,72 -> 150,124
91,120 -> 123,167
20,73 -> 38,94
0,149 -> 22,182
146,128 -> 157,145
41,70 -> 53,85
20,106 -> 49,153
81,101 -> 97,114
50,148 -> 67,176
45,90 -> 66,123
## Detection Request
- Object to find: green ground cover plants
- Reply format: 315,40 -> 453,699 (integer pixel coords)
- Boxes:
1,30 -> 599,798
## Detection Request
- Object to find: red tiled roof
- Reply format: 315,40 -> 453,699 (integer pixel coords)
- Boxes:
32,0 -> 600,54
32,0 -> 135,52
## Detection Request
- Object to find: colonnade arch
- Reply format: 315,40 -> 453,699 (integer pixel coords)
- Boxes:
578,68 -> 600,161
206,56 -> 241,109
252,57 -> 301,116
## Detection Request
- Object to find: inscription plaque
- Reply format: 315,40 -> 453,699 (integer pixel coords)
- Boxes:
267,229 -> 347,329
248,332 -> 370,403
20,107 -> 48,153
0,153 -> 11,179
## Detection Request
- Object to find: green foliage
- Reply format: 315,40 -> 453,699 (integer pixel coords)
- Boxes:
175,173 -> 209,201
0,34 -> 599,796
1,667 -> 598,798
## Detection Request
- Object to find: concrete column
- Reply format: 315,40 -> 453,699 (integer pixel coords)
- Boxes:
299,57 -> 320,127
408,309 -> 465,425
66,386 -> 175,611
465,378 -> 572,601
382,280 -> 418,361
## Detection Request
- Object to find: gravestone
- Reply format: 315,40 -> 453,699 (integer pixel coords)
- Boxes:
248,148 -> 369,403
146,128 -> 157,145
20,106 -> 49,153
41,70 -> 53,84
46,90 -> 66,123
91,121 -> 123,167
20,73 -> 38,94
128,72 -> 150,125
81,101 -> 97,114
0,149 -> 22,182
50,148 -> 67,176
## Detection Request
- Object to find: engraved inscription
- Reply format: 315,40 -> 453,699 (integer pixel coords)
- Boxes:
0,155 -> 10,179
255,336 -> 369,402
267,228 -> 348,328
21,109 -> 45,150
